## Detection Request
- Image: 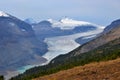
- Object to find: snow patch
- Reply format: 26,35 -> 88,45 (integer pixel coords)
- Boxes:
0,11 -> 9,17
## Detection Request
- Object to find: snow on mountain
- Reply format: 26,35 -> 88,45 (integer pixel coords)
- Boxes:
47,17 -> 105,30
0,11 -> 9,17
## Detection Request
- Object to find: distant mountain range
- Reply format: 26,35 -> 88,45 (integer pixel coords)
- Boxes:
11,18 -> 120,80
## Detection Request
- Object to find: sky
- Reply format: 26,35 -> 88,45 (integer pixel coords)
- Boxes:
0,0 -> 120,26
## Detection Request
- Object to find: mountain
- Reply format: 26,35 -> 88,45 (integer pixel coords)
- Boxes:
0,11 -> 47,76
0,12 -> 104,79
11,19 -> 120,80
33,18 -> 104,61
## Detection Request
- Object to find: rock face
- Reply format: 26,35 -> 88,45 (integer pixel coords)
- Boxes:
0,13 -> 47,74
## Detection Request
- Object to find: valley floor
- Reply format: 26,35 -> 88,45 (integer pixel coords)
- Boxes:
33,58 -> 120,80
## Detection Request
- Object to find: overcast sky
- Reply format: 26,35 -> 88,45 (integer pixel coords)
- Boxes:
0,0 -> 120,25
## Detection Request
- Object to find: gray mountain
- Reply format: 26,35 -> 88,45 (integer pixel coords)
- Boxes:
0,12 -> 47,75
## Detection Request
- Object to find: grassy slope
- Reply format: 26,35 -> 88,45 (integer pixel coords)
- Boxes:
34,58 -> 120,80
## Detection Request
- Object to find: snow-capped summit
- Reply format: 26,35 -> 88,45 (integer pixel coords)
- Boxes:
60,17 -> 91,25
0,11 -> 9,17
47,17 -> 104,30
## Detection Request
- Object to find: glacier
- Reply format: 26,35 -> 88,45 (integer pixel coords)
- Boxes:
43,27 -> 104,62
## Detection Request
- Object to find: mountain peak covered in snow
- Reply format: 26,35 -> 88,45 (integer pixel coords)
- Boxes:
60,17 -> 91,25
47,17 -> 105,30
0,11 -> 9,17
